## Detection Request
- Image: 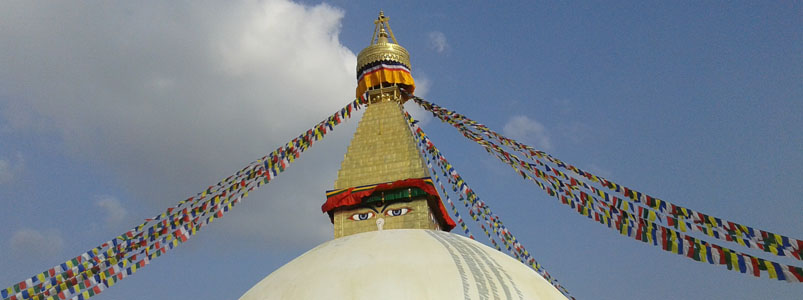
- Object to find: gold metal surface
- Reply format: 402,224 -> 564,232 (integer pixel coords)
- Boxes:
357,12 -> 412,73
371,11 -> 398,44
330,12 -> 438,239
365,85 -> 409,104
333,100 -> 428,189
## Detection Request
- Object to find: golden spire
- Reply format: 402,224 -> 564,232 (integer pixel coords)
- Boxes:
355,11 -> 415,100
371,11 -> 397,44
322,12 -> 453,238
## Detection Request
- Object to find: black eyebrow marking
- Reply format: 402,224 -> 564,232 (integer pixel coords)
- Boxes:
355,202 -> 380,213
380,202 -> 392,213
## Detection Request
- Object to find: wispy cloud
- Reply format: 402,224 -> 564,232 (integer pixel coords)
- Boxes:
405,75 -> 433,125
587,163 -> 614,179
0,152 -> 24,184
95,195 -> 128,226
503,115 -> 553,151
9,228 -> 64,259
413,76 -> 432,98
428,31 -> 449,53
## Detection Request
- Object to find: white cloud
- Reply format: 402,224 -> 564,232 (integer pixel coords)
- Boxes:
95,195 -> 128,226
503,115 -> 553,151
0,152 -> 24,184
558,121 -> 592,144
413,76 -> 432,98
9,228 -> 64,259
0,0 -> 358,246
428,31 -> 448,53
403,75 -> 433,126
587,163 -> 614,179
404,100 -> 432,127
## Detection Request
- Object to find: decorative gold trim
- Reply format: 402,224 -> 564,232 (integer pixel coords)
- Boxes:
357,11 -> 412,72
357,43 -> 411,72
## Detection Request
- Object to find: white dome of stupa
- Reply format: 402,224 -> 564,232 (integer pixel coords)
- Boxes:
239,229 -> 567,300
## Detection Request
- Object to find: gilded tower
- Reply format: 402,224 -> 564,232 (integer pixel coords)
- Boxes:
240,13 -> 568,300
321,11 -> 455,238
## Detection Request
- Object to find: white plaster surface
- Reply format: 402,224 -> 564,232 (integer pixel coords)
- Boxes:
240,229 -> 567,300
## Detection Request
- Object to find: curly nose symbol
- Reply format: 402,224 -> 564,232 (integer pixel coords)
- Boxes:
376,218 -> 385,231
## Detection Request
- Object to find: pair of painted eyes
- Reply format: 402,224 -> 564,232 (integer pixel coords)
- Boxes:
348,208 -> 410,220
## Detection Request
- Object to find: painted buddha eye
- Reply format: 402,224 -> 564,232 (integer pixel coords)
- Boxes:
348,212 -> 374,221
385,208 -> 410,217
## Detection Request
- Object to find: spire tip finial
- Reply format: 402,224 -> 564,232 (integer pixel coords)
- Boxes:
356,10 -> 415,99
372,11 -> 396,45
375,10 -> 389,24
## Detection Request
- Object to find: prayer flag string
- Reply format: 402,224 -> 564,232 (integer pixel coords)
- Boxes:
404,111 -> 575,298
459,116 -> 803,282
415,134 -> 473,239
2,99 -> 364,300
412,96 -> 802,262
410,96 -> 803,283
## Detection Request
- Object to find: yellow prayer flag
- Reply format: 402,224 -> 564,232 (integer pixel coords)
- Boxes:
739,224 -> 749,235
765,260 -> 777,278
669,231 -> 678,253
730,253 -> 739,271
700,243 -> 707,261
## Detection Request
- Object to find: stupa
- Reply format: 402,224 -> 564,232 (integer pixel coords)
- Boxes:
239,12 -> 567,300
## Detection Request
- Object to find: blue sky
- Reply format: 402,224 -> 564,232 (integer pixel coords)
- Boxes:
1,1 -> 801,299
